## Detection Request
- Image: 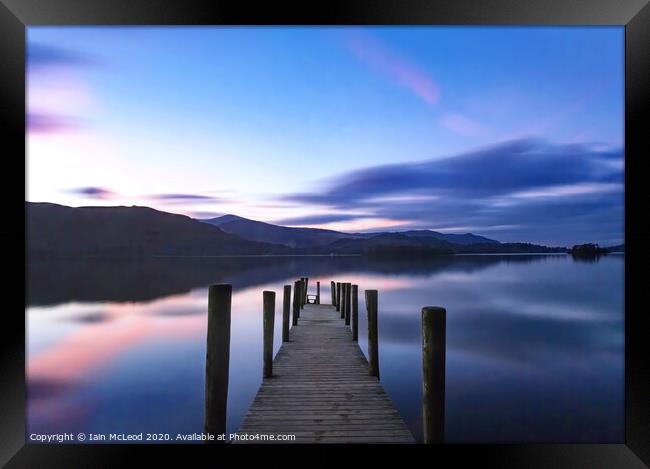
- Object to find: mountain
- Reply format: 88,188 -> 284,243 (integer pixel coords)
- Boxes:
202,214 -> 357,248
400,230 -> 499,245
322,233 -> 455,256
27,202 -> 289,258
200,214 -> 500,248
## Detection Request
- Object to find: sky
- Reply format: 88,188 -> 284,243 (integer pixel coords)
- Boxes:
26,26 -> 624,246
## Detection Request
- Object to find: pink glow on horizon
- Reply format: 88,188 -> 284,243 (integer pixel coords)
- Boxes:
293,217 -> 412,233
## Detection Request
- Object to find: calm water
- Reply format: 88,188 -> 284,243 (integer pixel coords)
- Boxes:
26,254 -> 624,443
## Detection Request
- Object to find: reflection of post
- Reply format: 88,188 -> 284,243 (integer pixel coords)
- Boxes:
344,283 -> 351,325
204,284 -> 232,441
282,285 -> 291,342
336,282 -> 341,312
330,281 -> 335,305
263,291 -> 275,378
366,290 -> 379,379
316,281 -> 320,304
422,306 -> 446,444
351,285 -> 358,341
292,280 -> 300,326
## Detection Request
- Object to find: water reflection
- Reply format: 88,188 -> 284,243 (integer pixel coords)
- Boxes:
26,254 -> 624,443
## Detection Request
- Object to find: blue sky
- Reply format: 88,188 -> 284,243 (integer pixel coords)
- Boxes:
27,26 -> 624,246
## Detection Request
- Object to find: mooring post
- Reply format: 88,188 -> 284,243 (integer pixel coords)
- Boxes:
263,291 -> 275,379
292,280 -> 300,326
336,282 -> 341,312
422,306 -> 446,444
303,277 -> 309,305
366,289 -> 379,379
316,281 -> 320,304
340,282 -> 347,319
282,285 -> 291,342
330,281 -> 335,305
300,278 -> 307,309
351,284 -> 359,341
204,284 -> 232,440
344,283 -> 351,325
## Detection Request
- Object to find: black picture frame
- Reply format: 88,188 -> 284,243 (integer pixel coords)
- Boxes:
2,0 -> 648,466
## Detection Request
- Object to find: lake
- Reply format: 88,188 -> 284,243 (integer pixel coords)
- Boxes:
26,253 -> 624,443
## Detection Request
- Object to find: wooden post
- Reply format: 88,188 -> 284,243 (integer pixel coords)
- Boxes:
340,283 -> 346,319
316,281 -> 320,304
330,281 -> 335,305
292,280 -> 300,326
263,291 -> 275,378
336,282 -> 341,312
351,284 -> 359,341
303,277 -> 309,306
204,284 -> 231,439
300,278 -> 306,309
366,290 -> 379,379
344,283 -> 351,325
422,306 -> 446,444
282,285 -> 291,342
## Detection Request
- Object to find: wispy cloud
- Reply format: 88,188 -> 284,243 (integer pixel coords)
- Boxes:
28,112 -> 82,134
28,42 -> 97,69
273,213 -> 371,226
342,30 -> 440,108
146,193 -> 222,204
440,113 -> 488,137
281,138 -> 624,245
68,187 -> 116,200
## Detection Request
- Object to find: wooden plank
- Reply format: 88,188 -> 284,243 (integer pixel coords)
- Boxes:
235,302 -> 415,444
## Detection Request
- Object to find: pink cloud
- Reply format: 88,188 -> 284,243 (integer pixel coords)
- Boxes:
440,113 -> 488,137
343,30 -> 440,107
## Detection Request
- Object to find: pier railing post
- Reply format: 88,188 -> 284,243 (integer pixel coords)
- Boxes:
303,277 -> 309,306
263,291 -> 276,379
344,283 -> 351,325
422,306 -> 446,444
351,285 -> 358,341
282,285 -> 291,342
292,280 -> 300,326
316,281 -> 320,304
336,282 -> 341,312
331,281 -> 335,305
204,284 -> 232,440
366,290 -> 379,379
340,283 -> 346,319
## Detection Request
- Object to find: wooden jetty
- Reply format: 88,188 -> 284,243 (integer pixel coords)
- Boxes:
236,301 -> 414,443
205,277 -> 446,444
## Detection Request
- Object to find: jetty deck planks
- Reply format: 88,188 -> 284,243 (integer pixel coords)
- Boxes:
236,303 -> 415,443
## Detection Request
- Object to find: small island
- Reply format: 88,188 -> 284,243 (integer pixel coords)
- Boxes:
568,243 -> 609,259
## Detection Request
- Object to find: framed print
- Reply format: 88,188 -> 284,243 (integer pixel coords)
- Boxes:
1,0 -> 649,467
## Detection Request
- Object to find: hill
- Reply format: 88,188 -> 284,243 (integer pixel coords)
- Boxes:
27,202 -> 289,258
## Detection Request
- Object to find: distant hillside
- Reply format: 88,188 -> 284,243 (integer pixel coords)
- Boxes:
319,234 -> 560,256
322,233 -> 454,255
203,214 -> 351,248
200,214 -> 500,248
400,230 -> 499,246
27,203 -> 289,258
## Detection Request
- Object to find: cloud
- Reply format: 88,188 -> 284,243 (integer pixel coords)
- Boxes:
282,138 -> 624,245
342,30 -> 440,108
147,193 -> 218,201
440,113 -> 488,137
28,42 -> 96,68
273,213 -> 371,226
27,112 -> 82,134
68,187 -> 116,200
